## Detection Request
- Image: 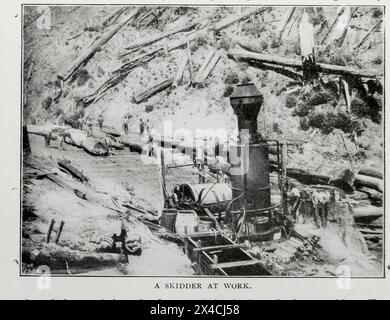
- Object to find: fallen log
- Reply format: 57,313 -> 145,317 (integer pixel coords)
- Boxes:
37,173 -> 87,200
353,19 -> 383,51
227,49 -> 381,78
27,124 -> 69,137
65,128 -> 109,156
58,9 -> 139,81
352,205 -> 383,219
246,60 -> 303,82
118,135 -> 146,153
324,7 -> 354,48
58,159 -> 88,184
194,51 -> 221,84
22,241 -> 127,271
88,127 -> 125,149
213,7 -> 269,32
119,17 -> 202,58
193,51 -> 215,83
101,6 -> 128,28
173,55 -> 189,86
285,168 -> 331,185
320,7 -> 346,45
358,167 -> 382,179
277,7 -> 296,40
355,174 -> 383,193
133,77 -> 174,103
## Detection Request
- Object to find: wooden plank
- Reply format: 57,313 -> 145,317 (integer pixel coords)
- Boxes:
184,230 -> 223,239
194,243 -> 247,252
211,259 -> 260,269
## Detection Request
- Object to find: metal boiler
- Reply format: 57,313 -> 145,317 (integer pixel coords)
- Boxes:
228,83 -> 274,239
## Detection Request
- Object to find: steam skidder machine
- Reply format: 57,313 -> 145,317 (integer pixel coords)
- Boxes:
161,83 -> 290,276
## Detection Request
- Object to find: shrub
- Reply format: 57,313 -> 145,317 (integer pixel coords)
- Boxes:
372,55 -> 383,65
305,89 -> 334,107
190,33 -> 209,51
351,96 -> 382,124
285,94 -> 297,109
217,35 -> 233,51
75,68 -> 91,87
272,122 -> 283,134
307,110 -> 364,135
372,8 -> 383,19
145,104 -> 154,113
299,117 -> 310,131
292,103 -> 315,117
223,70 -> 240,85
240,74 -> 252,84
259,40 -> 269,51
223,85 -> 234,97
241,22 -> 266,38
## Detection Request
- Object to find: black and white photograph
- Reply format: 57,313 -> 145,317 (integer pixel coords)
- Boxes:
20,3 -> 384,279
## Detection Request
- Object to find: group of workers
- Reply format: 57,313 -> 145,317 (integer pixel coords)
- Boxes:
76,112 -> 151,138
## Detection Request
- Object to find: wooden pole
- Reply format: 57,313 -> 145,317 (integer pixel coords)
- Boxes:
186,42 -> 194,85
341,78 -> 351,113
281,142 -> 288,215
159,148 -> 167,204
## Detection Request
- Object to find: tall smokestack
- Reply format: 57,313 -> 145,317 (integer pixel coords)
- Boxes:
229,83 -> 271,211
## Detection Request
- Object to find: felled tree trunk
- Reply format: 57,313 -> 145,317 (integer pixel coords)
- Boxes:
358,167 -> 382,179
118,136 -> 146,153
65,129 -> 109,156
22,241 -> 127,272
277,7 -> 296,40
227,49 -> 381,78
354,174 -> 383,193
133,78 -> 174,103
213,7 -> 269,32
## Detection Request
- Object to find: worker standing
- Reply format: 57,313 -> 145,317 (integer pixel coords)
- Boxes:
86,117 -> 93,137
139,118 -> 145,137
122,114 -> 129,135
78,117 -> 85,131
98,114 -> 104,131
